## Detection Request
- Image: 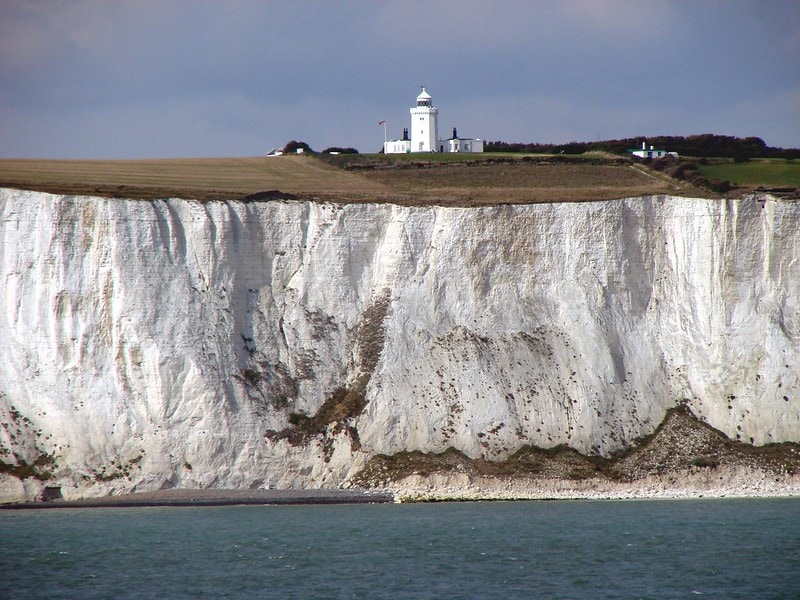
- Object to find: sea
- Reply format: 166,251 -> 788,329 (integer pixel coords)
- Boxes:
1,497 -> 798,599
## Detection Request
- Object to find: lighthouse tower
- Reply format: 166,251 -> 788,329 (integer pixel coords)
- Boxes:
410,87 -> 439,152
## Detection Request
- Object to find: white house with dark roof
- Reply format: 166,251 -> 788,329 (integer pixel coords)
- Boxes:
441,127 -> 483,153
629,141 -> 678,159
384,87 -> 483,154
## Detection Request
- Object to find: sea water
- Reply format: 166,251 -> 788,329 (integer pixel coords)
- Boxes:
1,498 -> 798,599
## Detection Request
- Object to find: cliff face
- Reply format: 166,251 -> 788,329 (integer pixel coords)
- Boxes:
1,188 -> 798,501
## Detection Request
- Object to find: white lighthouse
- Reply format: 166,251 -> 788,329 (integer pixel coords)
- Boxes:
410,87 -> 439,152
383,87 -> 483,154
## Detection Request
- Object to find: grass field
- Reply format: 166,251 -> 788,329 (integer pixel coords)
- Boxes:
345,158 -> 688,204
0,153 -> 729,206
696,159 -> 800,188
317,152 -> 707,204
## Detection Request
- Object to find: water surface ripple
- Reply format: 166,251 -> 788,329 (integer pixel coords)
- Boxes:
1,498 -> 798,599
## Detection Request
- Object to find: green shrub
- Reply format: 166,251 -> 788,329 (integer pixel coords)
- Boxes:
709,179 -> 731,193
322,147 -> 358,154
288,412 -> 310,427
284,140 -> 314,154
242,368 -> 261,384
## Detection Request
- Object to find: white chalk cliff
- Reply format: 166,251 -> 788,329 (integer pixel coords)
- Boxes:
1,188 -> 798,501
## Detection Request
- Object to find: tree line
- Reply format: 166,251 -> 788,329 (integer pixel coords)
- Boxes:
486,134 -> 800,159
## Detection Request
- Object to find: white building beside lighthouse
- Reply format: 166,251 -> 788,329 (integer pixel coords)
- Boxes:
384,87 -> 483,154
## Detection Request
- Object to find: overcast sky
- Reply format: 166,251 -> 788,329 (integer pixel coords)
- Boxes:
1,1 -> 798,158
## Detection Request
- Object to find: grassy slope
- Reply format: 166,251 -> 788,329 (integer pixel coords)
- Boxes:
696,159 -> 800,188
0,153 -> 732,206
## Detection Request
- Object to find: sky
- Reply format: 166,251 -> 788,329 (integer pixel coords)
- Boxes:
1,0 -> 798,159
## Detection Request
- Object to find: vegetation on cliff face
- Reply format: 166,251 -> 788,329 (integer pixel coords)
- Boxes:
266,290 -> 392,459
0,453 -> 55,481
0,402 -> 57,481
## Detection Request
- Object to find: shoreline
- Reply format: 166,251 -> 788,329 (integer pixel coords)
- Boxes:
0,488 -> 395,510
3,488 -> 798,510
383,467 -> 800,503
391,488 -> 800,503
3,473 -> 799,509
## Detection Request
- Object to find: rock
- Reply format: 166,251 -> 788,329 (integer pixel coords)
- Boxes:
0,189 -> 798,502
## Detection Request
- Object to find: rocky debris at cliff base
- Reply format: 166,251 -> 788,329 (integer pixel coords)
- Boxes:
352,407 -> 800,499
387,467 -> 800,502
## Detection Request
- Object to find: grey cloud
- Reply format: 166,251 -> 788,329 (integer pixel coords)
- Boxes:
1,0 -> 798,158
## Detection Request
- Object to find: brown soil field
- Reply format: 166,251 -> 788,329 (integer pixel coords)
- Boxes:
0,154 -> 707,205
0,156 -> 393,203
